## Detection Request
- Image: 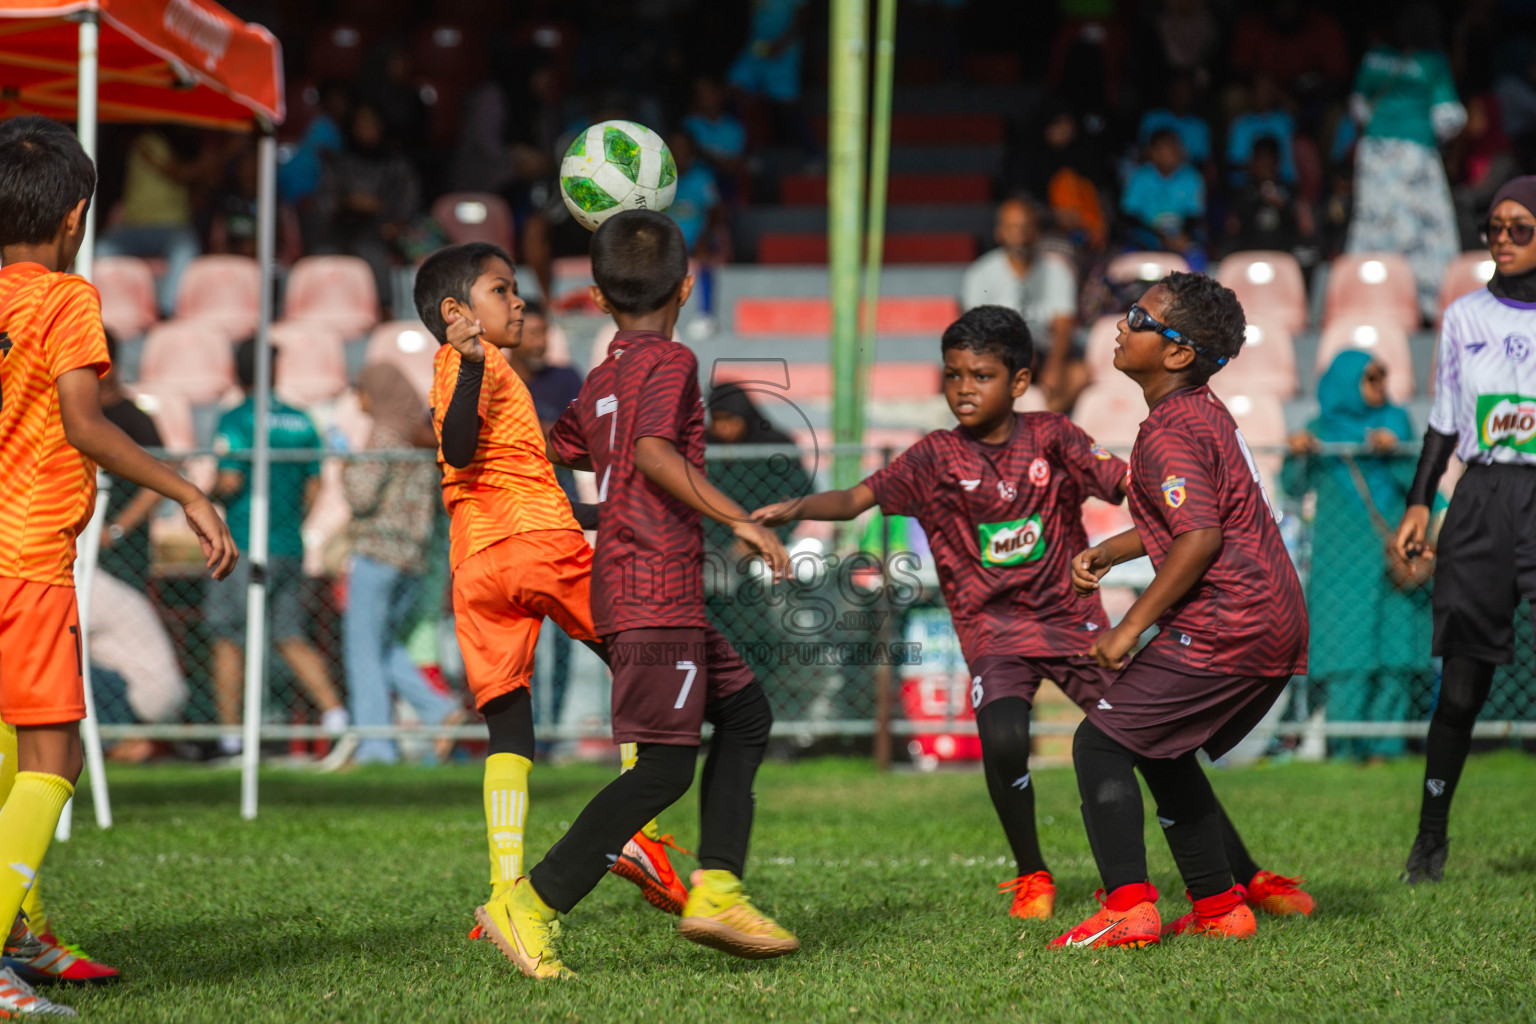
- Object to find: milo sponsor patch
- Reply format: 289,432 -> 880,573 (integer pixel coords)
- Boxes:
979,515 -> 1046,567
1476,394 -> 1536,453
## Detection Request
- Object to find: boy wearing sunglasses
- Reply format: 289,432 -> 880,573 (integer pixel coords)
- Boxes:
1062,272 -> 1309,948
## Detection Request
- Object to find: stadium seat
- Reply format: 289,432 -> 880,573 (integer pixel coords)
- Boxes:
1071,381 -> 1144,544
778,173 -> 992,206
174,256 -> 262,339
711,362 -> 942,402
136,321 -> 237,405
1221,392 -> 1287,498
813,112 -> 1006,146
123,385 -> 196,452
412,21 -> 485,87
283,255 -> 381,339
1216,251 -> 1308,335
1438,250 -> 1496,322
1014,386 -> 1050,413
362,321 -> 439,402
1315,319 -> 1415,403
1323,252 -> 1419,333
431,192 -> 515,253
756,232 -> 978,265
271,321 -> 349,406
1084,314 -> 1122,380
733,296 -> 960,335
306,22 -> 369,82
1209,320 -> 1298,399
1107,252 -> 1190,289
94,255 -> 159,340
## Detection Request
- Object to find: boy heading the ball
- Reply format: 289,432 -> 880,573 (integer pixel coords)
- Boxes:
416,243 -> 686,937
1060,273 -> 1309,948
475,210 -> 796,979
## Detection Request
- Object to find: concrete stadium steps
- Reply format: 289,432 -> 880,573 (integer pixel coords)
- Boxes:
733,205 -> 995,264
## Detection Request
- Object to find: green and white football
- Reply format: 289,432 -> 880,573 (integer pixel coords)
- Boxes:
559,120 -> 678,231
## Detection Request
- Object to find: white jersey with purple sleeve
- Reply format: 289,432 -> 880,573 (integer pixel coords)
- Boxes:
1430,289 -> 1536,465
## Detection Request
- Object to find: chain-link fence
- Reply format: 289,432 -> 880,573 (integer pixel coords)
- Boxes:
84,443 -> 1535,766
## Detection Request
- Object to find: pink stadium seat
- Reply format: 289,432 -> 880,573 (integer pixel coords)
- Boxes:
1220,392 -> 1287,497
1315,319 -> 1415,403
711,362 -> 942,402
122,386 -> 195,451
431,192 -> 515,253
283,256 -> 380,338
1084,314 -> 1122,380
174,256 -> 262,339
362,321 -> 439,402
1013,386 -> 1050,413
1107,252 -> 1190,289
1209,320 -> 1298,399
1324,252 -> 1419,333
136,321 -> 236,405
1072,381 -> 1143,543
94,255 -> 158,339
733,296 -> 960,335
1216,251 -> 1308,335
1437,250 -> 1496,323
271,321 -> 349,405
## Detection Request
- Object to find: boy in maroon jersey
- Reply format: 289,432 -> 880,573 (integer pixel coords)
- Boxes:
473,210 -> 797,979
1057,272 -> 1309,949
755,305 -> 1311,925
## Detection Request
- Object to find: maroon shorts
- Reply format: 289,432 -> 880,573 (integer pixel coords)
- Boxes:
606,625 -> 756,745
967,655 -> 1111,715
1085,653 -> 1289,760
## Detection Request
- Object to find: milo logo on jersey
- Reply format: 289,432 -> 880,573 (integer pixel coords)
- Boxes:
979,515 -> 1046,567
1476,394 -> 1536,453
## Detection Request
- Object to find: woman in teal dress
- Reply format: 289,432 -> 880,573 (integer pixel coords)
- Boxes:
1281,350 -> 1437,759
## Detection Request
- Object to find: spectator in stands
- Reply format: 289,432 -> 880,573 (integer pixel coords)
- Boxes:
1226,74 -> 1299,187
95,129 -> 224,316
210,144 -> 259,259
1222,137 -> 1319,271
206,340 -> 349,758
683,75 -> 748,177
278,80 -> 348,248
960,198 -> 1085,412
1120,128 -> 1207,269
1152,0 -> 1219,81
1229,1 -> 1350,107
727,0 -> 812,150
1345,3 -> 1466,322
357,38 -> 428,159
666,132 -> 724,257
314,101 -> 422,316
1138,71 -> 1211,169
1281,351 -> 1429,761
342,363 -> 460,765
1016,102 -> 1108,257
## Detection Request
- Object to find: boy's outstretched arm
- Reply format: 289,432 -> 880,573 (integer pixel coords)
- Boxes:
633,434 -> 791,580
753,483 -> 877,525
57,368 -> 237,579
1087,526 -> 1222,669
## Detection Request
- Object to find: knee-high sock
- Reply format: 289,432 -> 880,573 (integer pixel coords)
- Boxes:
1073,720 -> 1148,890
1215,798 -> 1262,885
619,742 -> 661,841
484,753 -> 531,897
0,773 -> 74,937
1138,753 -> 1231,900
1420,657 -> 1495,836
0,724 -> 45,933
976,698 -> 1047,876
697,683 -> 772,876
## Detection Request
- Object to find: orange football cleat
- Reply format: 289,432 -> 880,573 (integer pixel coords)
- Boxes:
610,832 -> 690,915
1049,883 -> 1161,949
1244,871 -> 1315,916
999,871 -> 1056,920
1162,887 -> 1258,939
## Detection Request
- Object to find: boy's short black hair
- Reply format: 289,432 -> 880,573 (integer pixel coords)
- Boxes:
1158,271 -> 1246,384
941,305 -> 1034,378
413,242 -> 515,344
234,336 -> 278,391
0,116 -> 96,248
590,210 -> 688,316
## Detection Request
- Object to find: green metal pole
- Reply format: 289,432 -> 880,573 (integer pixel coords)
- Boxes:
858,0 -> 896,417
829,0 -> 867,493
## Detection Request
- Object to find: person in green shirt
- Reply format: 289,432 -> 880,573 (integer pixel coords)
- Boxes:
205,339 -> 347,756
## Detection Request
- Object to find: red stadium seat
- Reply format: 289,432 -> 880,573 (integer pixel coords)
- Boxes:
306,22 -> 369,81
1084,314 -> 1122,381
271,321 -> 349,406
1209,320 -> 1298,399
136,320 -> 236,405
756,232 -> 978,265
1107,252 -> 1190,289
94,255 -> 159,339
412,22 -> 485,87
778,173 -> 992,206
712,361 -> 940,402
174,256 -> 262,339
1220,392 -> 1287,498
1324,252 -> 1419,333
1437,250 -> 1496,323
283,255 -> 381,339
733,296 -> 960,335
1315,319 -> 1415,402
812,112 -> 1006,146
362,321 -> 439,402
431,192 -> 516,253
1216,251 -> 1308,336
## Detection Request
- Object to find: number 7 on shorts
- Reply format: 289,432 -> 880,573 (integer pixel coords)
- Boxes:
673,660 -> 698,709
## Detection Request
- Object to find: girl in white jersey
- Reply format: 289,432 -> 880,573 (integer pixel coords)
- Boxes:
1394,176 -> 1536,884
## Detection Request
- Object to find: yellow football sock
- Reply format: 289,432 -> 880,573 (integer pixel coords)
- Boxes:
0,772 -> 73,933
0,723 -> 16,804
619,742 -> 662,841
21,875 -> 47,936
484,753 -> 531,899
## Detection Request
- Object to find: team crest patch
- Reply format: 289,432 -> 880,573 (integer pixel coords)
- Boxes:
997,480 -> 1018,501
1161,475 -> 1187,509
1090,442 -> 1112,460
1506,334 -> 1532,363
1028,457 -> 1051,487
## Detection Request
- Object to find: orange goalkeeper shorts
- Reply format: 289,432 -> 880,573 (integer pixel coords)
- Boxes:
451,529 -> 598,710
0,577 -> 85,726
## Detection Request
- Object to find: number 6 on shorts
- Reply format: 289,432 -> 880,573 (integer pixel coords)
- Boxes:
673,660 -> 698,709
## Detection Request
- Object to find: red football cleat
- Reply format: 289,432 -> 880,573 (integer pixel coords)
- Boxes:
8,929 -> 120,986
999,871 -> 1056,920
1244,871 -> 1315,916
1049,883 -> 1161,949
1161,887 -> 1258,940
609,832 -> 690,915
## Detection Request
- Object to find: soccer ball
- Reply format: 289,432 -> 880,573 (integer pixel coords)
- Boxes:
558,120 -> 677,231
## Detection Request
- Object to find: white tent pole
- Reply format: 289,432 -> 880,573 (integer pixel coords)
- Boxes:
240,128 -> 277,819
75,11 -> 98,282
76,476 -> 113,830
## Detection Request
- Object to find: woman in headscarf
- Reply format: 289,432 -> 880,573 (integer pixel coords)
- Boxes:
1281,351 -> 1432,763
341,364 -> 460,765
1392,175 -> 1536,883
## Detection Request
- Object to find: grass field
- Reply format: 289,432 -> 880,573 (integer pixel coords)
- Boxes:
31,751 -> 1536,1023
